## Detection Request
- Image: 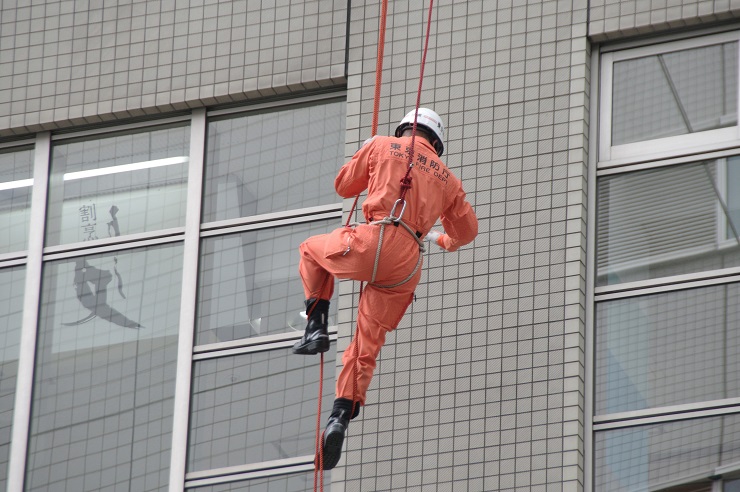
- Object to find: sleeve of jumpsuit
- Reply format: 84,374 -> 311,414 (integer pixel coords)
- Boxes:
334,139 -> 375,198
437,183 -> 478,252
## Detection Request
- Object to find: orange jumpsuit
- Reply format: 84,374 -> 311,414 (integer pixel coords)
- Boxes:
299,135 -> 478,406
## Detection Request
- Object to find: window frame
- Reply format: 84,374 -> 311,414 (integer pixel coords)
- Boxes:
599,31 -> 740,168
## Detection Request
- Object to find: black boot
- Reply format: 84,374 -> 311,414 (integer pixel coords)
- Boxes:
292,298 -> 330,355
318,398 -> 359,470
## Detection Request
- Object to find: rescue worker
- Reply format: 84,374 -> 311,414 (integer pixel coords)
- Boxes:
292,108 -> 478,470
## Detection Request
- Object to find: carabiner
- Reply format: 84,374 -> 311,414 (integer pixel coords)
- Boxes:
388,198 -> 406,222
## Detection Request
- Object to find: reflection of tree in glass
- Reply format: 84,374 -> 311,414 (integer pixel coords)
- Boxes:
106,205 -> 127,298
63,258 -> 142,329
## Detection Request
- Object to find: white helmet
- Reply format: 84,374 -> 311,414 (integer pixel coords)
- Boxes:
394,108 -> 445,156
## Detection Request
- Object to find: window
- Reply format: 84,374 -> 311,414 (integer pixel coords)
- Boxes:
186,98 -> 345,488
0,266 -> 24,490
0,147 -> 33,254
594,31 -> 740,492
186,470 -> 328,491
188,347 -> 336,472
596,283 -> 740,415
26,244 -> 183,491
600,32 -> 740,165
46,125 -> 190,246
596,156 -> 740,286
0,94 -> 346,491
595,414 -> 740,490
202,100 -> 345,223
196,220 -> 339,344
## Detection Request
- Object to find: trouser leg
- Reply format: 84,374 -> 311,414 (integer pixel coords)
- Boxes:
298,236 -> 335,301
335,280 -> 417,405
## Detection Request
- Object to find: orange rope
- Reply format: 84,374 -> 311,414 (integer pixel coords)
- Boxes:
347,0 -> 389,228
371,0 -> 390,138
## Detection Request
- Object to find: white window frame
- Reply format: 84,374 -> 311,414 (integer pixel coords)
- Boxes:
599,31 -> 740,168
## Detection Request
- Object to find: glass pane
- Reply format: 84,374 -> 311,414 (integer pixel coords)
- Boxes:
195,219 -> 338,344
726,478 -> 740,492
187,471 -> 330,491
0,147 -> 33,253
26,244 -> 183,492
612,42 -> 737,145
595,414 -> 740,491
202,100 -> 345,222
596,283 -> 740,414
187,345 -> 336,472
46,125 -> 190,246
596,158 -> 740,286
0,266 -> 24,490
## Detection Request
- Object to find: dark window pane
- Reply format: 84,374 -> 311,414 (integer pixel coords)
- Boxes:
46,126 -> 190,246
0,147 -> 33,253
196,220 -> 338,344
26,244 -> 183,491
596,283 -> 740,414
187,471 -> 330,491
202,101 -> 345,222
0,266 -> 24,490
612,42 -> 737,145
595,415 -> 740,491
726,478 -> 740,492
596,158 -> 740,286
187,346 -> 336,472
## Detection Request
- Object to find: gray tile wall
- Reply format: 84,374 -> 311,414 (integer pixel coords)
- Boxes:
0,0 -> 347,136
6,0 -> 735,490
589,0 -> 740,41
336,1 -> 588,490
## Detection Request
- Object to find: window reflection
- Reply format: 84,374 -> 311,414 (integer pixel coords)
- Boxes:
595,415 -> 740,491
202,101 -> 345,223
0,147 -> 33,254
596,284 -> 740,414
187,346 -> 336,472
46,126 -> 190,246
612,42 -> 738,145
597,157 -> 740,286
0,266 -> 24,490
26,244 -> 183,491
196,220 -> 338,345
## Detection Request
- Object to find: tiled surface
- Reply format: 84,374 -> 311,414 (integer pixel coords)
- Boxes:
589,0 -> 740,41
336,0 -> 589,490
0,0 -> 347,136
5,0 -> 734,490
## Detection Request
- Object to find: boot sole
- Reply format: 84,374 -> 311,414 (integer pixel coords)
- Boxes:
291,337 -> 330,355
321,428 -> 345,470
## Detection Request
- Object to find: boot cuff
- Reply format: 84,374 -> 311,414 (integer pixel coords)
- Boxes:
332,398 -> 361,419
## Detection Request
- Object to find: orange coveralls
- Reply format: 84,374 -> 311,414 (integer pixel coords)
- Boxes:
299,135 -> 478,406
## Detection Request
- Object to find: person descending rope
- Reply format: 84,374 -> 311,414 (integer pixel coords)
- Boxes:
292,108 -> 478,470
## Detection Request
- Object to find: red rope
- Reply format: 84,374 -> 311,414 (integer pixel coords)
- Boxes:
399,0 -> 436,204
314,353 -> 324,490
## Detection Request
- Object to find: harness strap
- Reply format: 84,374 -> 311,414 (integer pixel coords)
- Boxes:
366,217 -> 425,288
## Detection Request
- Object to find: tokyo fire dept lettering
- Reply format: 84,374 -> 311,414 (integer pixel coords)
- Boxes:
387,142 -> 449,184
63,203 -> 142,329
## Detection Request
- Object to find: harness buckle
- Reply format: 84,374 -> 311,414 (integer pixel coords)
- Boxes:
388,198 -> 406,223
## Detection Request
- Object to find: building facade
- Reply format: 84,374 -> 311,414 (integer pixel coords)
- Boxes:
1,0 -> 740,491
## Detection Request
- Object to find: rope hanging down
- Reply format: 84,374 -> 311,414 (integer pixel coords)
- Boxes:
313,0 -> 436,489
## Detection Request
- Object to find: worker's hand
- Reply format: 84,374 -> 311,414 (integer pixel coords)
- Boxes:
361,135 -> 378,149
424,230 -> 445,250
